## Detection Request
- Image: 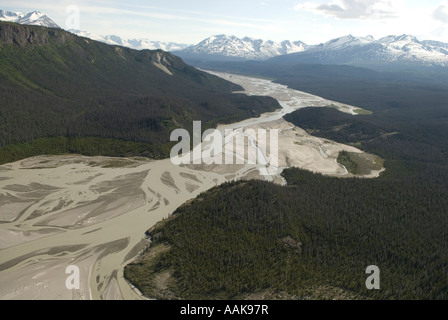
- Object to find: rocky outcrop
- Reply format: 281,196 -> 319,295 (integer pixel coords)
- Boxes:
0,21 -> 69,47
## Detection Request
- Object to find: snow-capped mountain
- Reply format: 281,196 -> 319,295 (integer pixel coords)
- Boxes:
377,35 -> 448,65
70,30 -> 190,52
177,35 -> 309,61
317,34 -> 375,50
0,10 -> 59,28
271,34 -> 448,68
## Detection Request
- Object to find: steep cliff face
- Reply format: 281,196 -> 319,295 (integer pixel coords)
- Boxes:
0,22 -> 68,46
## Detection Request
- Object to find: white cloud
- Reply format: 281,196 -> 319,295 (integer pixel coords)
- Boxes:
432,4 -> 448,23
296,0 -> 405,20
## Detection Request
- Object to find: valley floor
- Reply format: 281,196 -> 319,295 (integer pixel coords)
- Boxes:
0,72 -> 383,300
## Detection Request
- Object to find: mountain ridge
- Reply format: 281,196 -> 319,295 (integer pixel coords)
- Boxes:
1,9 -> 190,52
0,21 -> 280,163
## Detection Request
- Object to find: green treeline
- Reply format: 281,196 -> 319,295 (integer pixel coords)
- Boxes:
0,136 -> 170,164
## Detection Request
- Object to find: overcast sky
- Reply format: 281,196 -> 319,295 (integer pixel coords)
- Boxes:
1,0 -> 448,44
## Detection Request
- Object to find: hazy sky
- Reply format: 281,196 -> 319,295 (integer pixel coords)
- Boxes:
1,0 -> 448,44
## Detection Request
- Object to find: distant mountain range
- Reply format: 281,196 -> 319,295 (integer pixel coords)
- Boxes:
177,34 -> 448,69
269,34 -> 448,68
0,10 -> 60,28
176,34 -> 309,61
3,9 -> 448,68
69,30 -> 190,52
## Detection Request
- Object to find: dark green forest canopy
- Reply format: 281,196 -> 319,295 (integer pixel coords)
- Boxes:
0,22 -> 280,163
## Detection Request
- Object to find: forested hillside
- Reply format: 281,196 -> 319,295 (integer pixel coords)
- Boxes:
125,61 -> 448,300
125,163 -> 448,300
125,150 -> 448,300
0,22 -> 280,163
